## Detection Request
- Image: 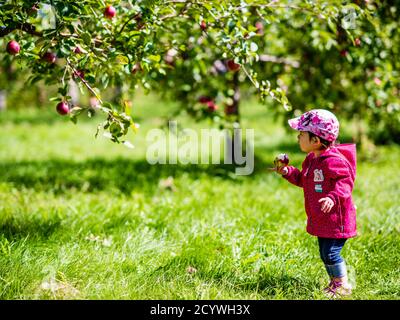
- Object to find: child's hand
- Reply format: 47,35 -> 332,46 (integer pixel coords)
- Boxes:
275,166 -> 289,175
269,153 -> 289,175
319,197 -> 334,213
268,165 -> 288,175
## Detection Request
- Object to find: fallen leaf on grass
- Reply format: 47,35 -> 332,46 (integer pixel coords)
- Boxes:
159,176 -> 177,192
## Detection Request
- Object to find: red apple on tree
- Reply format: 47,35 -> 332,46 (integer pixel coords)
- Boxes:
104,5 -> 116,19
354,38 -> 361,46
198,96 -> 213,104
164,48 -> 178,66
43,52 -> 57,64
206,101 -> 218,112
227,59 -> 240,72
73,69 -> 85,79
200,20 -> 207,31
255,21 -> 264,35
56,101 -> 70,115
374,77 -> 382,86
28,4 -> 39,16
340,49 -> 348,57
6,40 -> 20,55
131,63 -> 142,74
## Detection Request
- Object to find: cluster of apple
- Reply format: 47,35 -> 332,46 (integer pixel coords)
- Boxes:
5,4 -> 117,116
6,4 -> 244,119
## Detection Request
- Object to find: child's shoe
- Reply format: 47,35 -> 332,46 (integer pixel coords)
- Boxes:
323,277 -> 352,299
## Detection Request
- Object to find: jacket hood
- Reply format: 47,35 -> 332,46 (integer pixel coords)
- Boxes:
320,143 -> 357,179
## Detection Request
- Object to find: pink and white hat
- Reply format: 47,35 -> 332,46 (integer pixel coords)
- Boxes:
288,109 -> 339,142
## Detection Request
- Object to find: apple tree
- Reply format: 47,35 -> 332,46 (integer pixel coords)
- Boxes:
1,0 -> 391,146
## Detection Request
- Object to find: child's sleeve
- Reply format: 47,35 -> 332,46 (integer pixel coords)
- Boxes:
282,166 -> 303,187
282,155 -> 311,188
324,158 -> 354,205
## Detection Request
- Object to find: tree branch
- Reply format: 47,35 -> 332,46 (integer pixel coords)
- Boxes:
118,12 -> 142,36
259,54 -> 300,68
0,22 -> 43,37
66,58 -> 103,104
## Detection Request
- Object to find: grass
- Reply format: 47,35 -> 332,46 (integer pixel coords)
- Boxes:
0,94 -> 399,300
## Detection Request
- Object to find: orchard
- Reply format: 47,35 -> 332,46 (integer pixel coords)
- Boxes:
1,1 -> 400,301
1,0 -> 399,145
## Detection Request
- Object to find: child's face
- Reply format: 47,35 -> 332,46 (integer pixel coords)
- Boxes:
297,131 -> 319,153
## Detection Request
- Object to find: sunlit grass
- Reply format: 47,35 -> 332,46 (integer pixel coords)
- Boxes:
0,96 -> 399,299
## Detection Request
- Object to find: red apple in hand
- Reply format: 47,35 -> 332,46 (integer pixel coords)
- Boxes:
227,59 -> 240,72
274,153 -> 289,168
104,5 -> 116,19
6,40 -> 20,55
56,101 -> 70,115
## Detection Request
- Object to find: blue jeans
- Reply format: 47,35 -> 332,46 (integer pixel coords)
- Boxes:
318,237 -> 348,278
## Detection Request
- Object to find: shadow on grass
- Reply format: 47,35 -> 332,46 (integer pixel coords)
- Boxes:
149,254 -> 315,298
0,109 -> 70,126
0,135 -> 307,195
233,273 -> 316,297
0,155 -> 279,195
0,215 -> 63,241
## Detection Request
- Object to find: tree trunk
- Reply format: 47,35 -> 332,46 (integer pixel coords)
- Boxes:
225,72 -> 242,165
0,90 -> 6,111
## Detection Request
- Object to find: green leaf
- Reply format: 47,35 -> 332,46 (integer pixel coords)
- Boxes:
70,116 -> 78,124
203,3 -> 212,10
123,100 -> 132,116
116,55 -> 129,64
123,141 -> 135,149
81,32 -> 91,46
23,42 -> 35,51
102,102 -> 113,110
147,54 -> 161,62
58,86 -> 68,96
88,109 -> 96,118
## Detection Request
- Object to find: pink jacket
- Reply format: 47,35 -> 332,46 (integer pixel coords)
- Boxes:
283,144 -> 357,238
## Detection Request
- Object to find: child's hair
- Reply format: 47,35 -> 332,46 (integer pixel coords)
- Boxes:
308,131 -> 335,150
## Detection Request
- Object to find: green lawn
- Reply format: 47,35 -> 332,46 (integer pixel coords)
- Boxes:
0,95 -> 399,300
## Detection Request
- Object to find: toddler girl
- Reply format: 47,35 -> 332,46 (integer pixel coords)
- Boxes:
275,109 -> 357,298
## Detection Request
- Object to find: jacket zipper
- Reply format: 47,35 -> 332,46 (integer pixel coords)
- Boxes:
304,156 -> 315,177
338,203 -> 345,235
